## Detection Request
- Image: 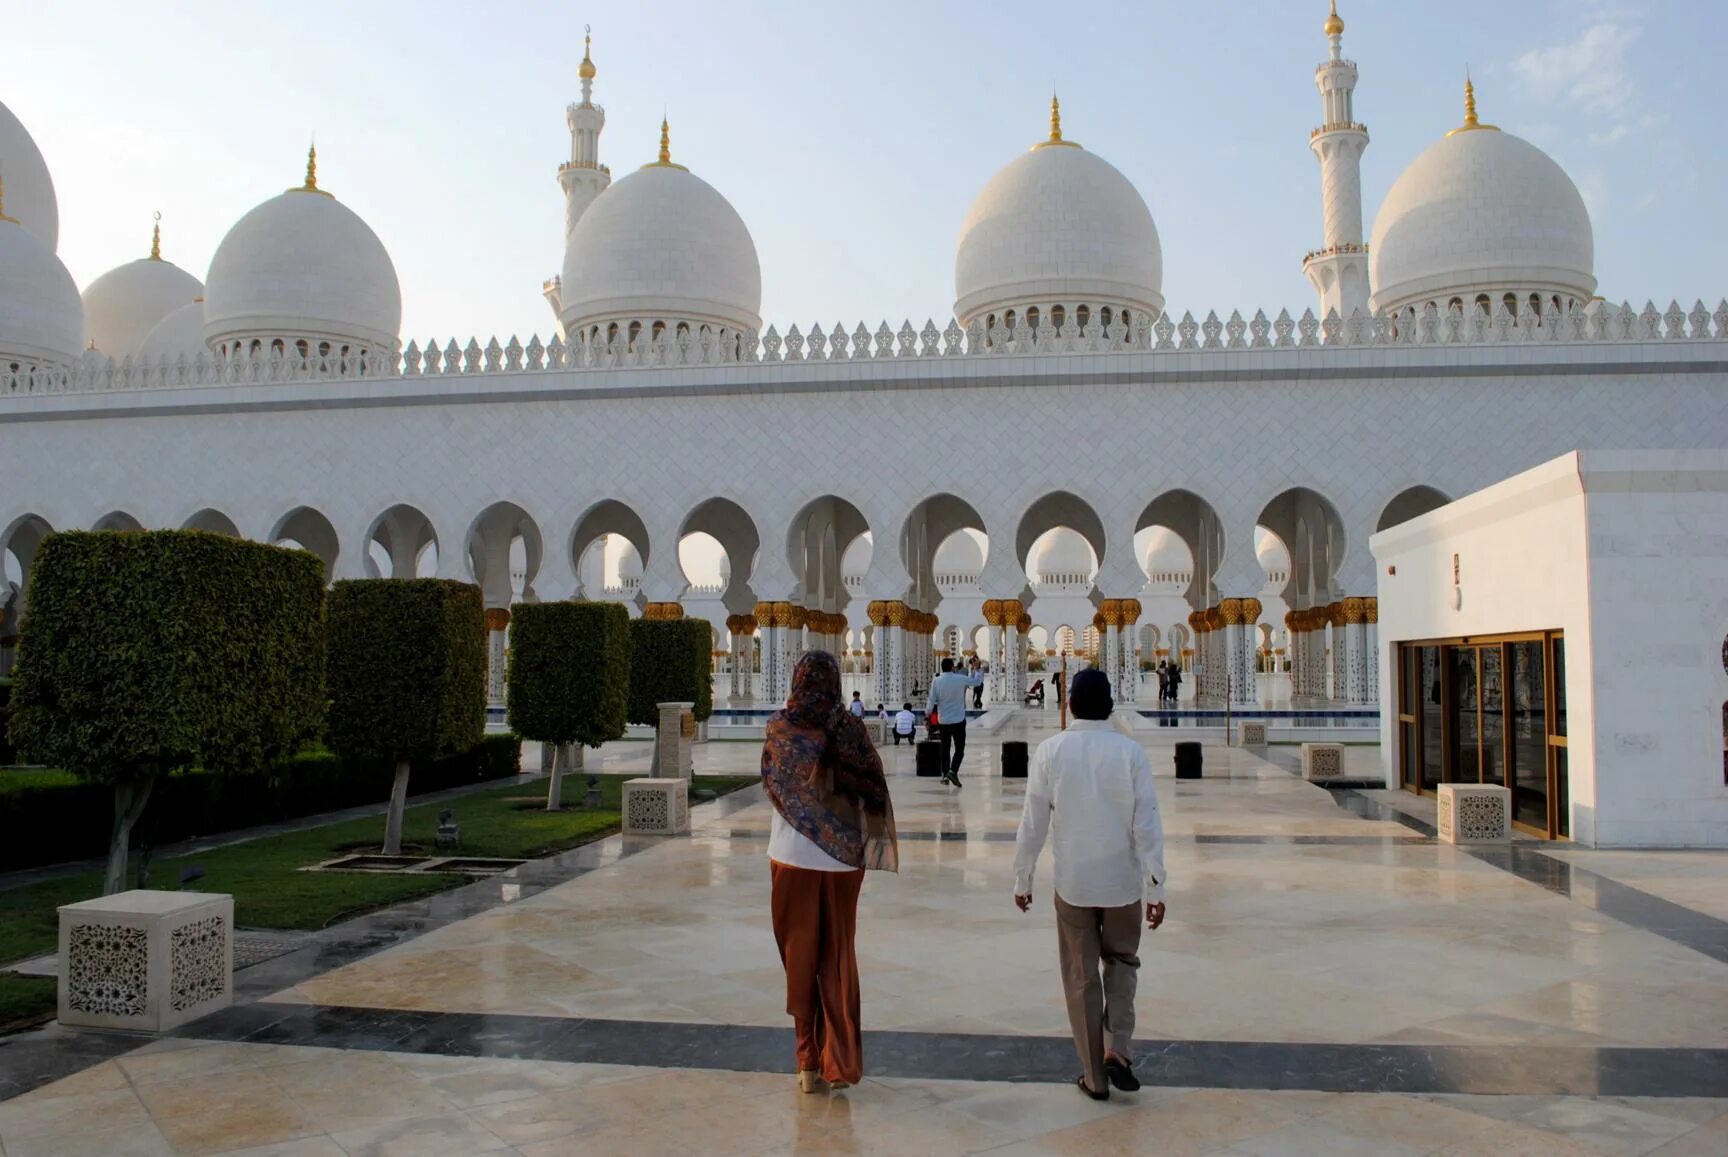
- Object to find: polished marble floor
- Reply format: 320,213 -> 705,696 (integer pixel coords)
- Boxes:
3,716 -> 1726,1155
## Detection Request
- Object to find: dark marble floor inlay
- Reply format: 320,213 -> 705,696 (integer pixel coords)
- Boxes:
178,1001 -> 1728,1099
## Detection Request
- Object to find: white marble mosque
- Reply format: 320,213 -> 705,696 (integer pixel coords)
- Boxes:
2,9 -> 1726,717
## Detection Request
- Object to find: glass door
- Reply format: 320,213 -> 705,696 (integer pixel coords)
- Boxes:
1508,640 -> 1548,829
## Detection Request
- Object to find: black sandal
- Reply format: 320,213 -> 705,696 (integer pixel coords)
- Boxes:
1076,1075 -> 1109,1101
1104,1055 -> 1141,1092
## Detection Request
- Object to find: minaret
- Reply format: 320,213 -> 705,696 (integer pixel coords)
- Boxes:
546,27 -> 611,320
1303,2 -> 1370,320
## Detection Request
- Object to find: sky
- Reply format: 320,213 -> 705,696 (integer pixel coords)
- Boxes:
8,0 -> 1724,346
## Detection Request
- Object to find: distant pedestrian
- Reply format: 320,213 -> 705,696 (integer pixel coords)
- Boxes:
926,657 -> 984,787
848,691 -> 865,718
1013,668 -> 1166,1101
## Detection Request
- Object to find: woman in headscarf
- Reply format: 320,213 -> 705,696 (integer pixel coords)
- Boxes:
762,650 -> 898,1093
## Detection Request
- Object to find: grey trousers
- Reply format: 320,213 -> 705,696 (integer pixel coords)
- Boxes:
1054,894 -> 1142,1092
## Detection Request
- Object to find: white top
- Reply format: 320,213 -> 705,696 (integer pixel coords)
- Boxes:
849,698 -> 865,717
768,809 -> 852,872
894,709 -> 918,735
1013,719 -> 1166,907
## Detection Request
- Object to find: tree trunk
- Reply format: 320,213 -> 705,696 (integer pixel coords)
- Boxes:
103,777 -> 156,896
383,759 -> 411,855
545,742 -> 565,811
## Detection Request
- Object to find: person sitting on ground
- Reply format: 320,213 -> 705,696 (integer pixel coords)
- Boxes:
893,703 -> 918,744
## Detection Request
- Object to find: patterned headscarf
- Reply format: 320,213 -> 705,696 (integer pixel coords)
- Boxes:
761,651 -> 897,871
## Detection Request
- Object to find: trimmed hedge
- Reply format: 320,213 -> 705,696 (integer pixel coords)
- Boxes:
0,734 -> 520,872
626,618 -> 713,726
327,580 -> 486,765
8,530 -> 327,784
507,602 -> 631,748
0,678 -> 12,766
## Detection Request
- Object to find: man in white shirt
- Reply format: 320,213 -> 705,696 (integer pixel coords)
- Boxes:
892,703 -> 918,745
1013,668 -> 1167,1101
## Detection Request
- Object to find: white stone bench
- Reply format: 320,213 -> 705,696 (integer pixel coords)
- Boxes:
1301,742 -> 1345,781
1238,721 -> 1267,747
1437,783 -> 1512,844
58,890 -> 233,1032
622,778 -> 689,836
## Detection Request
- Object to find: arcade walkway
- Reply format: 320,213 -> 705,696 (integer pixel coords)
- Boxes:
2,720 -> 1725,1154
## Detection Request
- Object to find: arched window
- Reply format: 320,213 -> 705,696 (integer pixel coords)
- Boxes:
1076,304 -> 1092,332
1051,304 -> 1067,331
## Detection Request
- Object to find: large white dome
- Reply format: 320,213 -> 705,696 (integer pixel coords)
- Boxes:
955,105 -> 1162,328
82,243 -> 204,361
0,100 -> 58,251
1370,93 -> 1594,316
137,300 -> 209,362
560,140 -> 762,336
204,155 -> 401,355
0,216 -> 82,369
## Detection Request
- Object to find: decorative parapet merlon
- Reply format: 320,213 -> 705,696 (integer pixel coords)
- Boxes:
4,299 -> 1727,397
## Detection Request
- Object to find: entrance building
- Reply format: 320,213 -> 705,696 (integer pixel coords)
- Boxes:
1372,450 -> 1728,848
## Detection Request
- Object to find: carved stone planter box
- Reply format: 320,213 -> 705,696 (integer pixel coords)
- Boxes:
1301,742 -> 1345,781
623,778 -> 689,836
58,890 -> 233,1033
1238,721 -> 1267,747
1437,783 -> 1512,844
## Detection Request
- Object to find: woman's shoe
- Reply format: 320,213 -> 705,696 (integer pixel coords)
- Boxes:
798,1070 -> 827,1094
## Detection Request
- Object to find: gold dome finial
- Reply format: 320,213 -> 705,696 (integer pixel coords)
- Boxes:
579,24 -> 596,81
290,142 -> 335,195
1033,93 -> 1080,150
0,175 -> 13,225
1324,1 -> 1344,37
642,116 -> 689,171
1446,75 -> 1500,136
149,210 -> 162,260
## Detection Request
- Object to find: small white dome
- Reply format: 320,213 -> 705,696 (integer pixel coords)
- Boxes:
0,100 -> 58,251
615,539 -> 644,581
1254,527 -> 1291,576
934,531 -> 984,576
1140,527 -> 1192,576
137,300 -> 209,362
1370,107 -> 1594,315
841,533 -> 873,581
955,116 -> 1162,328
561,157 -> 762,336
204,160 -> 401,355
0,217 -> 83,368
82,252 -> 203,361
1032,529 -> 1097,581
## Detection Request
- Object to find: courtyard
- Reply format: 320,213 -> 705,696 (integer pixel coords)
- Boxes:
2,721 -> 1724,1155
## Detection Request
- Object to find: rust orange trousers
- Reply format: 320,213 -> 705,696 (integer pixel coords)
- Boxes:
770,862 -> 866,1084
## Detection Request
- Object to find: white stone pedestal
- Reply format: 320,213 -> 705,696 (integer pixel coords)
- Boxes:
622,778 -> 690,835
1437,784 -> 1512,844
1238,721 -> 1267,747
58,890 -> 233,1033
1301,742 -> 1345,782
650,701 -> 695,780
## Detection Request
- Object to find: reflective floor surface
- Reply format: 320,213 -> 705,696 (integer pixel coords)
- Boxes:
2,716 -> 1724,1154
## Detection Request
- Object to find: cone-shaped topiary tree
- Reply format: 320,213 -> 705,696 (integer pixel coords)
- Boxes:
326,579 -> 486,854
506,601 -> 631,809
8,531 -> 327,894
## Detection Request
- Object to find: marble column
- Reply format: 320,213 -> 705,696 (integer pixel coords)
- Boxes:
484,606 -> 510,718
1118,599 -> 1142,704
982,600 -> 1008,704
1341,597 -> 1369,704
1365,597 -> 1380,707
868,602 -> 891,706
1013,609 -> 1030,705
1220,598 -> 1259,707
1100,600 -> 1122,700
1327,602 -> 1347,703
883,601 -> 908,705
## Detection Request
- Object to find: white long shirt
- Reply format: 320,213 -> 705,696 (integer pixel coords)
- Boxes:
769,810 -> 852,872
1012,719 -> 1167,907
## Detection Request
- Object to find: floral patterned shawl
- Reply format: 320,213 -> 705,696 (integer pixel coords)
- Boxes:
762,651 -> 898,872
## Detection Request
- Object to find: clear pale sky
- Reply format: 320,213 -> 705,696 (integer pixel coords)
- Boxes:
9,0 -> 1721,346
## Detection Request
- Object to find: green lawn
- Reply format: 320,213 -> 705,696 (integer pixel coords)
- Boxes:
0,772 -> 756,1027
0,768 -> 80,795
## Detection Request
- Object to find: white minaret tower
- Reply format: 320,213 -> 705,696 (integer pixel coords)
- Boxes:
544,27 -> 611,323
1303,2 -> 1370,320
